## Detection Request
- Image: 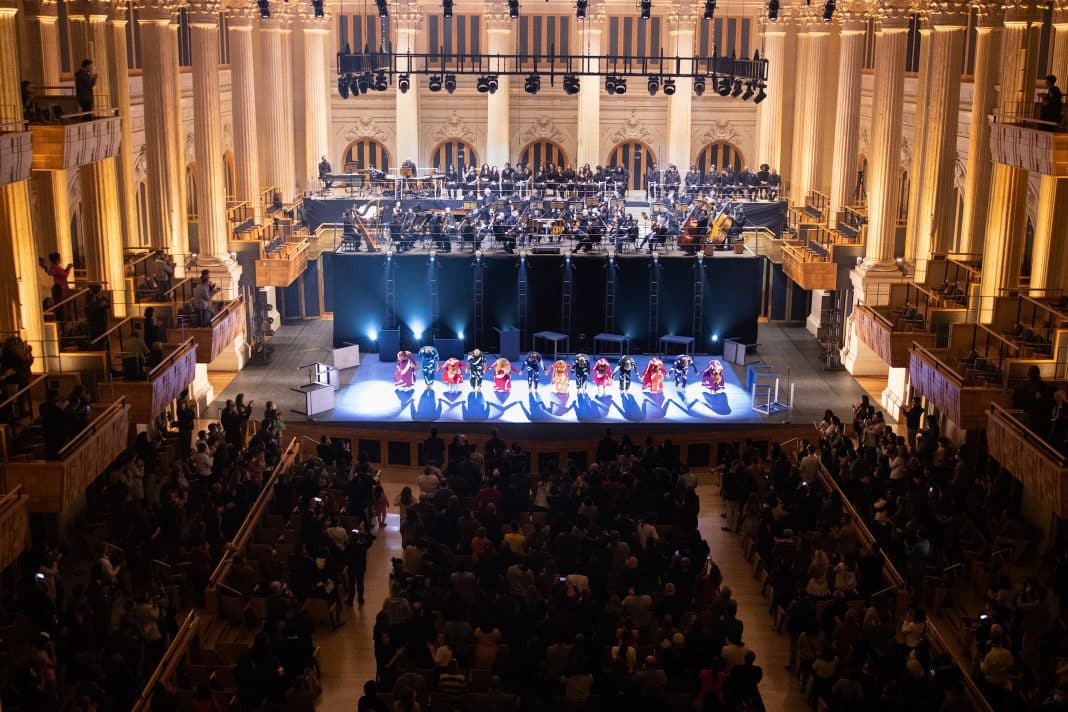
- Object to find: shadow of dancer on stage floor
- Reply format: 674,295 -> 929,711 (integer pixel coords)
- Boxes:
574,392 -> 611,421
410,388 -> 444,420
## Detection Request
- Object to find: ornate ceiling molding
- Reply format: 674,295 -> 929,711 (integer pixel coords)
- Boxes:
343,116 -> 392,143
604,111 -> 655,146
519,116 -> 566,145
695,120 -> 745,148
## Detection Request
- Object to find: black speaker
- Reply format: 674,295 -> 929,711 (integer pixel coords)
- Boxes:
378,329 -> 400,360
532,245 -> 560,255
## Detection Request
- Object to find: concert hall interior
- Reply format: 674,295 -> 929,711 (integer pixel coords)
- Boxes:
2,0 -> 1068,709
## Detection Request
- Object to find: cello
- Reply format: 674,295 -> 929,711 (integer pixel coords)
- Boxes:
678,204 -> 703,255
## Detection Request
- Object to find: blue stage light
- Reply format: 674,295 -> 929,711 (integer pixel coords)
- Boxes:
368,328 -> 378,341
411,321 -> 425,340
457,330 -> 465,340
711,334 -> 719,342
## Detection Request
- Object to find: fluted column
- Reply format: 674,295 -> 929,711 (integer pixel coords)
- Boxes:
302,12 -> 331,183
188,4 -> 228,256
959,17 -> 1001,255
790,17 -> 829,204
139,1 -> 186,254
576,16 -> 603,167
903,23 -> 932,262
485,10 -> 512,168
228,12 -> 261,222
828,18 -> 866,224
393,3 -> 421,166
666,6 -> 696,171
0,5 -> 44,345
978,10 -> 1039,319
756,21 -> 787,169
109,1 -> 139,247
257,10 -> 296,201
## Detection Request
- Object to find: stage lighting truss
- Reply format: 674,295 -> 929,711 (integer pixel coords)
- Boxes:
336,47 -> 769,100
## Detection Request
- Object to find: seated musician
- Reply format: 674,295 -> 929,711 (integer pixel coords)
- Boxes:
727,206 -> 747,240
640,217 -> 669,253
319,155 -> 333,188
768,169 -> 782,199
460,216 -> 476,251
435,209 -> 454,252
445,164 -> 459,199
757,164 -> 771,198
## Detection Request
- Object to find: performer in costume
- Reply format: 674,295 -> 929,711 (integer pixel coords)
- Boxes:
466,349 -> 486,390
417,345 -> 440,387
394,350 -> 416,389
671,354 -> 697,389
592,358 -> 613,396
491,357 -> 519,392
439,357 -> 466,392
546,359 -> 571,393
701,359 -> 725,393
641,357 -> 667,393
523,351 -> 544,391
614,355 -> 637,391
572,354 -> 591,392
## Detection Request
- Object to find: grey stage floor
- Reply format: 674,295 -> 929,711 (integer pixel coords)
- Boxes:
215,320 -> 884,429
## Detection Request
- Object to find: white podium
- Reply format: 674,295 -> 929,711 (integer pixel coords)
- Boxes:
330,343 -> 361,370
292,361 -> 339,416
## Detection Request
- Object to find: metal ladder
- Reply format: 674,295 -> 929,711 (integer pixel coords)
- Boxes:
472,257 -> 484,345
692,260 -> 704,347
385,258 -> 397,329
648,260 -> 660,352
604,259 -> 616,333
561,260 -> 573,338
429,258 -> 439,338
517,265 -> 528,339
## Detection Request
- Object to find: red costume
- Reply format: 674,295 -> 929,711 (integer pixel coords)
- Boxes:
591,358 -> 613,388
491,357 -> 519,392
641,357 -> 666,392
440,357 -> 466,385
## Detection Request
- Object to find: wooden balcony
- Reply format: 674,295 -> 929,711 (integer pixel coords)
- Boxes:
781,241 -> 837,291
909,342 -> 1011,430
0,488 -> 30,572
30,115 -> 122,171
188,298 -> 246,364
107,338 -> 197,425
2,398 -> 129,513
989,122 -> 1068,176
0,127 -> 32,185
853,304 -> 938,368
987,403 -> 1068,524
255,239 -> 308,287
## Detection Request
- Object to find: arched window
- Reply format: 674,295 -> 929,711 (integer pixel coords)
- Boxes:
70,212 -> 85,270
607,141 -> 656,192
342,138 -> 391,173
695,140 -> 744,175
519,140 -> 567,170
135,180 -> 150,248
185,164 -> 198,220
951,187 -> 965,252
431,140 -> 478,173
223,151 -> 236,201
854,155 -> 868,206
897,168 -> 909,224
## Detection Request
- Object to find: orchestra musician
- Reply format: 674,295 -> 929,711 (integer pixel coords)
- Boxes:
319,156 -> 333,189
445,165 -> 459,199
645,163 -> 658,201
401,158 -> 417,173
463,166 -> 478,198
685,166 -> 700,197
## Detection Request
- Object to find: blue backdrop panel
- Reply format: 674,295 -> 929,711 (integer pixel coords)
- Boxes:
378,329 -> 400,360
434,338 -> 465,359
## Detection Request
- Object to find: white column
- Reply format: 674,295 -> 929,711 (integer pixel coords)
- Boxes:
958,23 -> 1001,255
827,19 -> 865,224
904,24 -> 932,264
790,23 -> 828,204
188,8 -> 230,258
228,13 -> 261,222
788,29 -> 812,203
576,19 -> 602,167
485,16 -> 512,168
109,2 -> 139,247
756,23 -> 787,169
666,16 -> 695,171
1030,17 -> 1068,290
302,14 -> 331,184
258,12 -> 296,201
394,11 -> 421,166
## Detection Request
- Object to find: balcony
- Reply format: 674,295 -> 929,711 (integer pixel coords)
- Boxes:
854,283 -> 967,367
0,120 -> 32,185
989,104 -> 1068,176
0,487 -> 30,572
786,190 -> 829,230
128,277 -> 247,365
255,238 -> 309,288
106,338 -> 197,425
781,239 -> 838,291
1,397 -> 129,514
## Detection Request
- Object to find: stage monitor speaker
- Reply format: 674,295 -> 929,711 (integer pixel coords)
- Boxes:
434,338 -> 464,359
378,329 -> 400,361
531,246 -> 560,255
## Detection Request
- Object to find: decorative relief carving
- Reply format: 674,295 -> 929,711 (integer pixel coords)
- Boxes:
184,132 -> 195,165
433,111 -> 480,143
695,120 -> 745,147
900,137 -> 911,168
604,111 -> 654,145
343,116 -> 391,143
134,143 -> 147,185
953,151 -> 966,189
858,127 -> 870,158
520,116 -> 566,145
222,122 -> 233,151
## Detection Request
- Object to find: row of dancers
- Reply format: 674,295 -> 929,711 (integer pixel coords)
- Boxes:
393,348 -> 727,396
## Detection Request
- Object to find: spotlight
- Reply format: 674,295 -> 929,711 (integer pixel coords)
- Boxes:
387,250 -> 394,259
476,250 -> 482,259
487,75 -> 499,93
822,0 -> 835,22
508,0 -> 519,18
368,328 -> 378,341
375,0 -> 388,17
444,74 -> 457,93
458,330 -> 464,340
605,75 -> 626,95
716,76 -> 732,96
477,76 -> 490,93
524,74 -> 541,94
357,71 -> 372,93
662,78 -> 676,96
428,74 -> 443,92
312,0 -> 324,18
753,82 -> 767,104
767,0 -> 779,21
257,0 -> 270,18
605,75 -> 616,94
430,251 -> 436,263
442,0 -> 452,18
563,73 -> 580,94
337,76 -> 350,98
697,254 -> 703,264
647,75 -> 659,95
374,70 -> 388,92
693,76 -> 705,96
703,0 -> 715,20
731,78 -> 743,97
349,74 -> 360,96
741,81 -> 754,100
711,334 -> 719,342
576,0 -> 587,18
639,0 -> 651,20
398,73 -> 411,93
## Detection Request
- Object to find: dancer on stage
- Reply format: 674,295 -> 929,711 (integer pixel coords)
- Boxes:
592,358 -> 613,396
524,351 -> 544,391
466,348 -> 486,390
671,354 -> 697,390
614,355 -> 637,391
394,350 -> 416,389
572,354 -> 590,392
641,357 -> 667,393
701,359 -> 725,393
417,345 -> 439,387
491,357 -> 519,392
546,359 -> 572,393
439,357 -> 466,393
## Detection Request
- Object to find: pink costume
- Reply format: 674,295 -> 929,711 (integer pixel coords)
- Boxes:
701,360 -> 725,392
394,350 -> 416,388
546,360 -> 571,393
440,357 -> 466,385
491,357 -> 519,392
591,358 -> 613,388
641,357 -> 666,392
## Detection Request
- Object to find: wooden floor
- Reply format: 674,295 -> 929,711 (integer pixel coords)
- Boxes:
312,467 -> 808,710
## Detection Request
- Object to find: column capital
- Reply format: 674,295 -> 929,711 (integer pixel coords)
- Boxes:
23,0 -> 59,19
225,7 -> 257,27
390,0 -> 422,28
874,1 -> 912,29
109,0 -> 130,22
186,0 -> 222,25
1055,0 -> 1068,25
1002,2 -> 1043,25
664,1 -> 701,29
292,1 -> 330,28
135,0 -> 177,23
68,0 -> 113,19
926,1 -> 969,28
484,2 -> 514,31
258,0 -> 295,28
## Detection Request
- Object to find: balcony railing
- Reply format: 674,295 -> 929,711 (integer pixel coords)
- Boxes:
909,340 -> 1012,429
0,118 -> 32,185
104,338 -> 197,424
255,238 -> 309,288
780,240 -> 837,291
0,487 -> 30,572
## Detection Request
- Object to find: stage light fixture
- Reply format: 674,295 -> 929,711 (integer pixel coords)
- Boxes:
741,80 -> 754,100
375,0 -> 388,17
703,0 -> 715,20
508,0 -> 519,18
753,82 -> 767,104
767,0 -> 779,21
337,76 -> 350,98
712,334 -> 719,342
398,73 -> 411,93
374,70 -> 388,91
487,75 -> 499,93
524,74 -> 541,94
387,250 -> 394,259
312,0 -> 325,18
442,0 -> 452,18
576,0 -> 587,18
693,76 -> 706,96
368,328 -> 378,341
444,74 -> 457,93
476,250 -> 482,259
357,71 -> 372,93
716,76 -> 732,96
257,0 -> 270,18
639,0 -> 651,20
609,75 -> 627,95
477,76 -> 490,93
662,78 -> 676,95
349,74 -> 360,96
457,330 -> 464,339
428,74 -> 443,92
430,251 -> 436,263
647,75 -> 659,95
605,76 -> 616,94
563,73 -> 580,94
822,0 -> 835,22
731,78 -> 743,97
